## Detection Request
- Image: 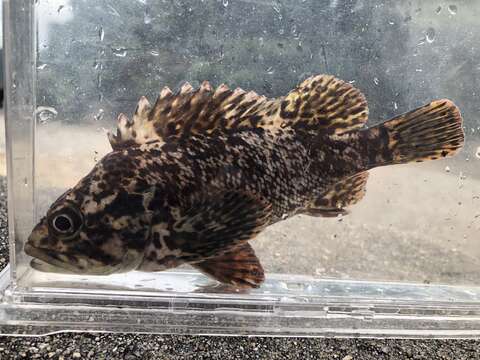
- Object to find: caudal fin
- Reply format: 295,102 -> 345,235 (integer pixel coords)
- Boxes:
369,99 -> 464,166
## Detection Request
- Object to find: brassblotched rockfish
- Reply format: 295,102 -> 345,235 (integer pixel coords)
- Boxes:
25,75 -> 464,288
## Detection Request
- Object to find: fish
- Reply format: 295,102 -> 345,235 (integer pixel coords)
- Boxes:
25,75 -> 465,288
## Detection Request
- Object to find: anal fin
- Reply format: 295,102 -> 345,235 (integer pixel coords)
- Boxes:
192,243 -> 265,288
305,172 -> 369,217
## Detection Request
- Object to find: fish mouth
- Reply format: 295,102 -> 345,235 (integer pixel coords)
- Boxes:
24,243 -> 134,276
24,243 -> 82,274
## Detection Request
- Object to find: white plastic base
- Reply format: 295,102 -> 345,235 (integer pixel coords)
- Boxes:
2,264 -> 480,338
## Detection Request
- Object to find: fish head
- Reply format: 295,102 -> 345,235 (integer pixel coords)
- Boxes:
25,156 -> 153,275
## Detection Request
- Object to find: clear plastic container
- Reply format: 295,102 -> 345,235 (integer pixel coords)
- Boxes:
1,0 -> 480,337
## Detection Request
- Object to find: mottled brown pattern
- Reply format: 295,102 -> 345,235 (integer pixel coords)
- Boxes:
26,75 -> 464,288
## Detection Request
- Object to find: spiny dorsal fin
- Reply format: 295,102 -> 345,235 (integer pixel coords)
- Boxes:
108,81 -> 275,150
192,243 -> 265,288
108,95 -> 156,150
276,75 -> 369,134
305,171 -> 369,217
107,75 -> 369,150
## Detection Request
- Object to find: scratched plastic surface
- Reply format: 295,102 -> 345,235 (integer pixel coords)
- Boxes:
2,0 -> 480,337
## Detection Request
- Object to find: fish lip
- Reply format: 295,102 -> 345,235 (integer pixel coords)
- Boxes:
24,243 -> 130,276
24,243 -> 81,274
24,243 -> 51,262
24,243 -> 43,260
29,258 -> 79,274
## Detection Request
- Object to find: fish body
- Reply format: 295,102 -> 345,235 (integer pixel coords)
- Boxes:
25,75 -> 464,288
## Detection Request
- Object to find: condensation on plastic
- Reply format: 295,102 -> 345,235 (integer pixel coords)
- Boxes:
1,0 -> 480,338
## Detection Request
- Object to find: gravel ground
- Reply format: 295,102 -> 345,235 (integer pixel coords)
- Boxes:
2,334 -> 480,360
0,180 -> 479,358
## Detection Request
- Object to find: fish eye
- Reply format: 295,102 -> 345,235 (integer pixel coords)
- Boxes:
53,214 -> 73,233
48,205 -> 83,237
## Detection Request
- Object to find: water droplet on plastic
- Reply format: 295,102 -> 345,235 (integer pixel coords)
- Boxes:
445,166 -> 451,173
98,127 -> 109,134
459,172 -> 467,180
435,6 -> 442,14
23,178 -> 28,187
36,106 -> 58,124
286,282 -> 305,291
150,50 -> 159,56
11,72 -> 17,89
37,63 -> 47,70
144,9 -> 152,24
291,24 -> 297,35
98,26 -> 105,42
393,102 -> 398,110
272,3 -> 281,13
373,77 -> 379,85
448,5 -> 457,14
93,61 -> 102,70
475,147 -> 480,159
107,5 -> 120,17
417,38 -> 426,46
425,28 -> 436,43
266,67 -> 275,75
113,48 -> 127,57
222,0 -> 228,7
57,5 -> 64,13
94,109 -> 104,122
415,68 -> 423,72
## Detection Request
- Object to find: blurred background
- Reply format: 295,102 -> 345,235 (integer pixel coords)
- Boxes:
4,0 -> 480,286
33,1 -> 480,131
0,3 -> 479,359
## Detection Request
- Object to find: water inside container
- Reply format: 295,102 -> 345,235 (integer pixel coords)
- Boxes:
24,0 -> 480,293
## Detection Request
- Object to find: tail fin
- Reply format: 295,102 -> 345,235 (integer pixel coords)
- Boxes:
368,99 -> 464,167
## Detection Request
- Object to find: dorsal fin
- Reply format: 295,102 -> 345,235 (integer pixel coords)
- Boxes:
107,75 -> 369,150
108,81 -> 276,150
276,75 -> 369,134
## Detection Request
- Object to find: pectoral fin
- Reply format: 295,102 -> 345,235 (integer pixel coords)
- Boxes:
192,243 -> 265,288
173,190 -> 272,259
